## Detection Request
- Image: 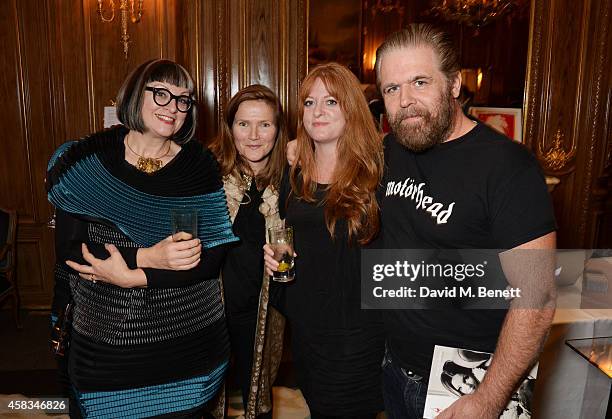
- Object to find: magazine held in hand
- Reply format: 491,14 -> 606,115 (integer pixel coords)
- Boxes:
424,345 -> 538,419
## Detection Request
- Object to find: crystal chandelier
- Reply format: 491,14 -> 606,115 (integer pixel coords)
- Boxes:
428,0 -> 523,30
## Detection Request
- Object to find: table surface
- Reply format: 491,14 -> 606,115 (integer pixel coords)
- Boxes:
566,336 -> 612,378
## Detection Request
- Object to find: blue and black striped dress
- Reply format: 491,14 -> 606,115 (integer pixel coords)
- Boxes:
47,126 -> 238,418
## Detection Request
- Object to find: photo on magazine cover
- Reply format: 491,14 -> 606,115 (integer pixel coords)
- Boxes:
424,345 -> 538,419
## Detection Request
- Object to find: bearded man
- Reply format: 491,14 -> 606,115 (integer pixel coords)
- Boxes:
375,24 -> 557,419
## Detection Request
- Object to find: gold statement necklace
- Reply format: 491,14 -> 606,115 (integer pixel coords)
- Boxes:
126,135 -> 172,174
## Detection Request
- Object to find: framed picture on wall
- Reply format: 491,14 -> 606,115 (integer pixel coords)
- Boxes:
469,107 -> 523,143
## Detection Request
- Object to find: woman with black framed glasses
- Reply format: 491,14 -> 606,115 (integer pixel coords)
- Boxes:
47,59 -> 237,418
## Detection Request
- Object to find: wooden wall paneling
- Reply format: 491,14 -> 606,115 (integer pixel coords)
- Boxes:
524,0 -> 575,246
87,0 -> 177,132
361,0 -> 407,84
240,0 -> 307,137
159,0 -> 179,60
84,0 -> 108,131
2,0 -> 184,308
246,0 -> 306,135
174,0 -> 190,68
555,0 -> 608,249
184,0 -> 307,142
540,0 -> 583,247
228,0 -> 248,95
15,226 -> 56,308
181,0 -> 229,143
523,0 -> 544,151
16,0 -> 57,223
524,0 -> 612,248
286,0 -> 308,136
216,0 -> 231,139
0,0 -> 30,214
123,0 -> 178,63
582,0 -> 612,248
278,0 -> 289,130
52,0 -> 92,141
18,0 -> 59,302
457,16 -> 529,107
48,1 -> 81,145
11,0 -> 59,306
598,61 -> 612,248
248,0 -> 279,90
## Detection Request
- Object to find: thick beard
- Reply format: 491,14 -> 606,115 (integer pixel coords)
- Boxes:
389,89 -> 456,152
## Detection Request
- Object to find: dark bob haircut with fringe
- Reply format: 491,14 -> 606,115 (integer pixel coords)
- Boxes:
116,59 -> 197,144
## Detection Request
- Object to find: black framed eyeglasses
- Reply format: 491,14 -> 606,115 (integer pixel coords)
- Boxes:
145,86 -> 194,112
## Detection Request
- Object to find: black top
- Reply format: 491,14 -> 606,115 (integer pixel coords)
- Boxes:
223,181 -> 266,322
277,171 -> 384,414
379,123 -> 556,376
47,125 -> 224,198
279,180 -> 366,333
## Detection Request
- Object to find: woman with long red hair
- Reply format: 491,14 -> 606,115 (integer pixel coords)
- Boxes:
265,62 -> 385,418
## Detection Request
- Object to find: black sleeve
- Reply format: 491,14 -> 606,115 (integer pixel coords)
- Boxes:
51,211 -> 77,326
144,242 -> 231,288
56,209 -> 231,289
489,158 -> 557,249
55,209 -> 138,269
51,265 -> 72,324
370,137 -> 390,247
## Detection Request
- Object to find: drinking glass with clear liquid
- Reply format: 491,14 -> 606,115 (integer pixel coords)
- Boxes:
267,226 -> 295,282
171,208 -> 198,241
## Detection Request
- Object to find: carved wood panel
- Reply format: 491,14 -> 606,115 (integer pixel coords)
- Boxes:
183,0 -> 306,142
524,0 -> 612,248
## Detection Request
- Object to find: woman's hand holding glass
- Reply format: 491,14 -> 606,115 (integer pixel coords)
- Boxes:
263,244 -> 279,276
263,243 -> 297,277
138,233 -> 201,270
66,234 -> 201,288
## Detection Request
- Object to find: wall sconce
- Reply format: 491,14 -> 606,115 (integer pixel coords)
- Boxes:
97,0 -> 144,58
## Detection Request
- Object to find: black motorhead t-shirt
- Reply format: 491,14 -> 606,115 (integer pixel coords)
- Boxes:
380,122 -> 556,376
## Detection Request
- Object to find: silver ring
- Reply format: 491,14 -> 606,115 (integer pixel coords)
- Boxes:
90,274 -> 96,283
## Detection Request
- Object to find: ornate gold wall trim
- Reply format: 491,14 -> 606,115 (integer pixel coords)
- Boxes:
523,0 -> 544,150
240,0 -> 249,88
279,0 -> 289,117
539,128 -> 576,171
216,0 -> 228,126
